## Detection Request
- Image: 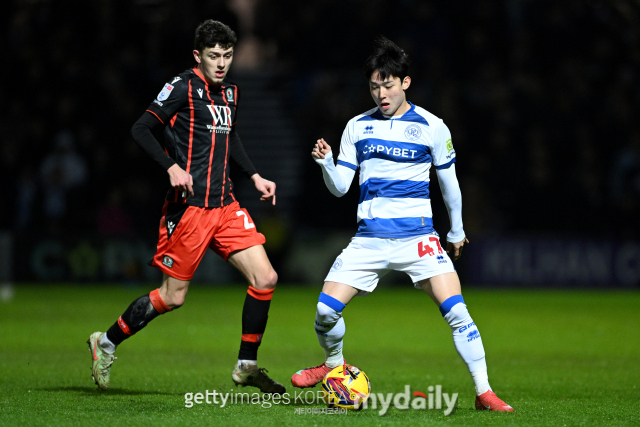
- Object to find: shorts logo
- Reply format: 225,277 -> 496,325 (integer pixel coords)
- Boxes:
162,256 -> 174,268
226,88 -> 234,102
436,255 -> 447,264
467,330 -> 480,342
331,258 -> 343,271
404,124 -> 422,141
166,221 -> 176,236
157,83 -> 174,101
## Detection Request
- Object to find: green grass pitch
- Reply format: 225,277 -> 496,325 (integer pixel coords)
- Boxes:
1,284 -> 639,426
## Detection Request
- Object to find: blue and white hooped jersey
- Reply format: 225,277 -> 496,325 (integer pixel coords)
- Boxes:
337,102 -> 456,238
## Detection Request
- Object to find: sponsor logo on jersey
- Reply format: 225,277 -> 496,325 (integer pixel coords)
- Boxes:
171,76 -> 182,84
226,88 -> 234,102
153,99 -> 163,106
206,105 -> 232,134
404,124 -> 422,141
466,330 -> 480,342
362,144 -> 419,159
197,88 -> 203,98
162,255 -> 174,268
363,125 -> 374,135
446,138 -> 453,153
157,83 -> 174,101
331,258 -> 343,271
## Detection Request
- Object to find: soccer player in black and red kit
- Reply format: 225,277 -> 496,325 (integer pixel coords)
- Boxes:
87,20 -> 285,394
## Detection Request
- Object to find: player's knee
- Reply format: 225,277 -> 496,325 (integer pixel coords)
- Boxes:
253,269 -> 278,290
440,295 -> 472,329
316,301 -> 342,324
163,290 -> 187,308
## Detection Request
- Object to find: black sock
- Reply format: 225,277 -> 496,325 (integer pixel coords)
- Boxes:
238,286 -> 274,360
106,289 -> 172,345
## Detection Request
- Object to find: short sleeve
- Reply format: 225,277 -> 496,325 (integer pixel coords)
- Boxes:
432,121 -> 456,169
145,77 -> 189,124
337,119 -> 358,171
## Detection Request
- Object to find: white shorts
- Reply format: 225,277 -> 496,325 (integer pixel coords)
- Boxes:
324,234 -> 455,294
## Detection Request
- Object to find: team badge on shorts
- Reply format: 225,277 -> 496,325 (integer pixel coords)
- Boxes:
162,255 -> 174,268
331,258 -> 343,271
404,124 -> 422,141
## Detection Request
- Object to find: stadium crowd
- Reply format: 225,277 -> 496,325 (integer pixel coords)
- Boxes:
2,0 -> 639,254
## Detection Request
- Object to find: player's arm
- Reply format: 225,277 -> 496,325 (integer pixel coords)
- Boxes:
432,121 -> 467,261
312,138 -> 356,197
130,112 -> 194,197
229,129 -> 276,205
436,164 -> 467,260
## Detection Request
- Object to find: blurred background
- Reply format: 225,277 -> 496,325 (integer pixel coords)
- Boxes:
2,0 -> 639,289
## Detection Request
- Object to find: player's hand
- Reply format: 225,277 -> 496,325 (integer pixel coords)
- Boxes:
311,138 -> 332,160
446,237 -> 469,261
167,164 -> 194,197
251,174 -> 276,205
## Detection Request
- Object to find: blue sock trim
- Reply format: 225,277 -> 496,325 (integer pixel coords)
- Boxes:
439,295 -> 465,316
318,292 -> 346,313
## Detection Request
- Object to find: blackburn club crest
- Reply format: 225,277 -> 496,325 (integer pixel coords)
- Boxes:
226,88 -> 234,102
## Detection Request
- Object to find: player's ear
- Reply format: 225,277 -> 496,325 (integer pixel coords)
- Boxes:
193,50 -> 202,64
402,76 -> 411,91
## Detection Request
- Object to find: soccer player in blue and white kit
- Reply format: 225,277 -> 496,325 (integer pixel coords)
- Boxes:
291,37 -> 514,412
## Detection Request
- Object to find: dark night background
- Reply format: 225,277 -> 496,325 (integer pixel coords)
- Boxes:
2,0 -> 639,287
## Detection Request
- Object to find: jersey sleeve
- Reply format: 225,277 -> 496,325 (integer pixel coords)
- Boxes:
432,121 -> 456,170
336,119 -> 358,171
145,77 -> 189,124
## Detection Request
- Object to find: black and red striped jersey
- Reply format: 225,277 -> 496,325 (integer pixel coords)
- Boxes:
145,67 -> 247,208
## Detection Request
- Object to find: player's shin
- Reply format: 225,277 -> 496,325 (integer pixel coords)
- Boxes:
315,293 -> 346,368
440,295 -> 491,395
104,289 -> 173,351
237,286 -> 274,364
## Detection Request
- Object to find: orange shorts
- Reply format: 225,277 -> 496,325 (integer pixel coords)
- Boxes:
149,201 -> 266,281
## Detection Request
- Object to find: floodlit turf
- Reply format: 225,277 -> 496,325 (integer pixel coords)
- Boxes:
1,284 -> 639,426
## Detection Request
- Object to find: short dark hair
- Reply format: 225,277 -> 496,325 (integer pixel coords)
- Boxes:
194,20 -> 237,52
364,36 -> 411,81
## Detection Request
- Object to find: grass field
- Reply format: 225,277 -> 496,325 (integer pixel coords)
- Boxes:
1,284 -> 639,426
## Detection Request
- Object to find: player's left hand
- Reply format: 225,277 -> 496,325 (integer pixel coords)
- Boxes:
446,237 -> 469,261
251,174 -> 276,205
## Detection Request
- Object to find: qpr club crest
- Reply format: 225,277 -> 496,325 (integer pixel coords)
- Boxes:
404,124 -> 422,141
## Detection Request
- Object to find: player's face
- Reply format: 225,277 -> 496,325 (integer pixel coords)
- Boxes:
369,72 -> 411,116
193,45 -> 234,86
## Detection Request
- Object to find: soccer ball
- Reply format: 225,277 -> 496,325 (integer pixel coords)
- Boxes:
321,364 -> 371,410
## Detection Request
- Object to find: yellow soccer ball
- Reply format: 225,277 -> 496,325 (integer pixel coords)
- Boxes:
321,364 -> 371,411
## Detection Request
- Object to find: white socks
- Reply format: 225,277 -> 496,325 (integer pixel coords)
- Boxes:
315,296 -> 346,368
442,299 -> 492,395
100,333 -> 116,354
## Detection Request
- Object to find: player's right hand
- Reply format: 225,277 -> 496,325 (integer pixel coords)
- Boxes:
167,164 -> 194,197
311,138 -> 332,160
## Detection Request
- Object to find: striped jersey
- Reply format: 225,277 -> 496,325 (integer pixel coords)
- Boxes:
337,102 -> 456,238
145,67 -> 240,208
